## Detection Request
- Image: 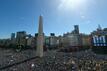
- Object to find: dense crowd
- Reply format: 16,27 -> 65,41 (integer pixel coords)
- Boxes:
0,48 -> 107,71
0,48 -> 36,68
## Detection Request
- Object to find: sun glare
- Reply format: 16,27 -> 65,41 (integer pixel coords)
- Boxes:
59,0 -> 86,11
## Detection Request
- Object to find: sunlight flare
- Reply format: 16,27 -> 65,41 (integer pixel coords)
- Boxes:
58,0 -> 86,11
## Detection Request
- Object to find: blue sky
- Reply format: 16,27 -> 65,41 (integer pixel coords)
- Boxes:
0,0 -> 107,38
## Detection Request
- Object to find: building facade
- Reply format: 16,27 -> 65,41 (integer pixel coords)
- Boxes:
16,31 -> 27,47
91,26 -> 107,47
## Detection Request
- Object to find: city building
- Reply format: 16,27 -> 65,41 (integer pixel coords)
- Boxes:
80,34 -> 91,47
91,25 -> 107,47
49,33 -> 59,49
74,25 -> 79,34
62,25 -> 82,47
45,36 -> 50,47
10,33 -> 16,45
16,31 -> 27,47
26,34 -> 34,47
0,38 -> 11,47
58,35 -> 64,48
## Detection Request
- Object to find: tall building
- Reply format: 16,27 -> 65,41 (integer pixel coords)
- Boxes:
11,33 -> 15,40
36,15 -> 44,57
97,24 -> 102,31
16,31 -> 26,47
74,25 -> 79,34
11,33 -> 16,45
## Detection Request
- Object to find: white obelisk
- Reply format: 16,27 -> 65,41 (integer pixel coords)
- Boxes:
36,15 -> 44,57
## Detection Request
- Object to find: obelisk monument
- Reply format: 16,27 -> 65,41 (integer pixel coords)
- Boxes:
36,15 -> 44,57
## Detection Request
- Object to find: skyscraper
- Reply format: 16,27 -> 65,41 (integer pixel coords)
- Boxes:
16,31 -> 26,47
36,15 -> 44,57
74,25 -> 79,34
11,33 -> 16,45
11,33 -> 15,40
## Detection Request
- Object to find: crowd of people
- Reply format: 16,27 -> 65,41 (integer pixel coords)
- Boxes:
0,48 -> 107,71
0,48 -> 36,68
